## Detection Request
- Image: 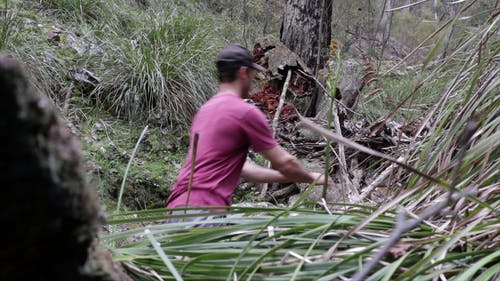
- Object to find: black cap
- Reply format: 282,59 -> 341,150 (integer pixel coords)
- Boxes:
216,44 -> 266,72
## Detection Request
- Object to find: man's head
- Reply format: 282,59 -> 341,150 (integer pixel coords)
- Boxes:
216,44 -> 265,98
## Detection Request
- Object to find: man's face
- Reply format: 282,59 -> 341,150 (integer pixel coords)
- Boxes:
240,67 -> 257,99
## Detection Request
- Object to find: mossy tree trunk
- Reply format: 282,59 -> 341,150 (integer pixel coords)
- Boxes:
0,54 -> 131,281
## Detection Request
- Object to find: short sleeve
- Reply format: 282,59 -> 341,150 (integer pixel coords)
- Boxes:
241,107 -> 278,152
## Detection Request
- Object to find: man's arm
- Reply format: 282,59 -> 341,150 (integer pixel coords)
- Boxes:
241,160 -> 324,184
257,145 -> 325,184
241,161 -> 289,183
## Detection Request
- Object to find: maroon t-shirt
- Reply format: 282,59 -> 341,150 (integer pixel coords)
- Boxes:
166,92 -> 278,209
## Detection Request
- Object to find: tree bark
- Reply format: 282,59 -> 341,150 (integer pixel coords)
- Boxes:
280,0 -> 332,116
0,54 -> 131,281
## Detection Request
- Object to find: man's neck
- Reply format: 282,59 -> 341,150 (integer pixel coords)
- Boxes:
218,83 -> 243,98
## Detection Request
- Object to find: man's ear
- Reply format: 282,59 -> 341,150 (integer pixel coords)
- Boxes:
238,66 -> 249,80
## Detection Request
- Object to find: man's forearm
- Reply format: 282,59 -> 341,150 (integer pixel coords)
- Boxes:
241,160 -> 324,185
258,145 -> 325,185
276,157 -> 316,183
241,161 -> 289,183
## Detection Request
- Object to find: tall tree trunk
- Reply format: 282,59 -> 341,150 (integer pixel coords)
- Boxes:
0,54 -> 131,281
280,0 -> 332,116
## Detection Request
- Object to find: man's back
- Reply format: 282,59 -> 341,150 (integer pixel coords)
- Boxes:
166,92 -> 277,208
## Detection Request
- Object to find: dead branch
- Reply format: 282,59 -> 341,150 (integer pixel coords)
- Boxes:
185,133 -> 200,211
272,69 -> 293,137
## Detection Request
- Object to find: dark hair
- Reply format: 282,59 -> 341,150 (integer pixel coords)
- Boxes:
216,61 -> 242,83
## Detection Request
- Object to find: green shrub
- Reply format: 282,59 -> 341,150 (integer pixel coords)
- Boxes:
90,12 -> 220,126
10,0 -> 225,127
0,0 -> 19,50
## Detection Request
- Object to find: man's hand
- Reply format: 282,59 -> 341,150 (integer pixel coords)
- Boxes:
309,172 -> 333,186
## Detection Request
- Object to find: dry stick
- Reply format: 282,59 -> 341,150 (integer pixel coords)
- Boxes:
350,119 -> 479,281
272,70 -> 292,137
355,156 -> 405,203
185,133 -> 199,214
260,70 -> 292,201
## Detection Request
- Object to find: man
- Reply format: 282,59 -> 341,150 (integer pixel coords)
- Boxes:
166,44 -> 326,221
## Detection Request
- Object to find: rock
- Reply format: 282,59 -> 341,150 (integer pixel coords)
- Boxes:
254,35 -> 312,76
316,58 -> 364,120
288,160 -> 342,206
297,127 -> 323,141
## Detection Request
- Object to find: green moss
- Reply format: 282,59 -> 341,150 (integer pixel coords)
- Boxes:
74,104 -> 186,211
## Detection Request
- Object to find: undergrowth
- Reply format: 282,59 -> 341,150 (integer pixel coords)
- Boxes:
9,0 -> 228,127
68,98 -> 187,211
358,72 -> 449,122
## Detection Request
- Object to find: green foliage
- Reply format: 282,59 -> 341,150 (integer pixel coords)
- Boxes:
76,107 -> 186,211
0,0 -> 18,50
91,12 -> 219,126
8,0 -> 226,128
204,0 -> 284,47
